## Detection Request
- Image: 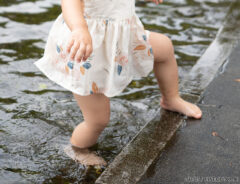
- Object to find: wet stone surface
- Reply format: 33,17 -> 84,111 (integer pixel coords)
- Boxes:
96,2 -> 240,183
139,41 -> 240,184
0,0 -> 234,183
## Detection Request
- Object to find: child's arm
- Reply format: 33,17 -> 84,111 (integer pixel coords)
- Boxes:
61,0 -> 93,62
61,0 -> 86,31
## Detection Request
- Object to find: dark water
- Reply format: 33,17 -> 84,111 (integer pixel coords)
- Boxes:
0,0 -> 233,183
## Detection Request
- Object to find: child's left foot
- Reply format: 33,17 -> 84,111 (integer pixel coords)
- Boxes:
160,96 -> 202,119
64,144 -> 107,166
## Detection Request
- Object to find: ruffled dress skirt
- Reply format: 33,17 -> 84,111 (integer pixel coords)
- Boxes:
34,0 -> 154,98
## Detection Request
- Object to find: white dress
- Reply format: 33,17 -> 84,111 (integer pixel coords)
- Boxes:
34,0 -> 154,98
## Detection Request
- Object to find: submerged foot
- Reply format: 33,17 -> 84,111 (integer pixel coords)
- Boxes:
160,96 -> 202,119
64,144 -> 107,166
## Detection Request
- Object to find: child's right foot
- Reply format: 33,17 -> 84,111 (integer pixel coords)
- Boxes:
64,144 -> 107,166
160,96 -> 202,119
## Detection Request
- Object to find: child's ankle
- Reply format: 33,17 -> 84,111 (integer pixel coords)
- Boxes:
161,94 -> 180,104
69,137 -> 96,151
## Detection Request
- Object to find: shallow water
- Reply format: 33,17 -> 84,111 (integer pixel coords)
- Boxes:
0,0 -> 233,183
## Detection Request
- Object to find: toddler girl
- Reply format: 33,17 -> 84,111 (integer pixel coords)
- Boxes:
34,0 -> 202,166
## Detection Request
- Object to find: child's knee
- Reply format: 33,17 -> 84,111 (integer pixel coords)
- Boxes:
150,33 -> 175,62
161,34 -> 175,58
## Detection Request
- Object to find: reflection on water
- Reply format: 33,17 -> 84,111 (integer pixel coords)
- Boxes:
0,0 -> 233,183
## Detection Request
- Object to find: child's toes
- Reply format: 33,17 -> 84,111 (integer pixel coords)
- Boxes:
191,105 -> 202,119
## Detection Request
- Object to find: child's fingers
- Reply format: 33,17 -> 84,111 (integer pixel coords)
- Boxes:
67,39 -> 74,53
75,43 -> 86,62
70,42 -> 80,60
83,44 -> 93,61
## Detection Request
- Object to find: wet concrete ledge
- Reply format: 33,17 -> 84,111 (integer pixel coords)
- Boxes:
95,1 -> 240,184
138,41 -> 240,184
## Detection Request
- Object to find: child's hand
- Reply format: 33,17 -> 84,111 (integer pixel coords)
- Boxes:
146,0 -> 163,5
67,27 -> 93,62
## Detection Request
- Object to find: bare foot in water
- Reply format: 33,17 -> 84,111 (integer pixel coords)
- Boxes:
64,144 -> 107,166
160,96 -> 202,119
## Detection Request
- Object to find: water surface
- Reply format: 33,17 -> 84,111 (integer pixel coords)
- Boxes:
0,0 -> 232,183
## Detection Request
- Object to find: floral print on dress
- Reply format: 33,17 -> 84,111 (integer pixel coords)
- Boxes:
134,44 -> 146,51
63,61 -> 73,74
56,44 -> 61,53
142,34 -> 147,41
90,81 -> 99,94
55,42 -> 95,76
67,61 -> 74,69
56,44 -> 67,61
103,20 -> 108,26
55,43 -> 72,75
148,47 -> 153,56
114,41 -> 128,75
132,31 -> 154,62
142,32 -> 154,56
79,53 -> 94,76
34,1 -> 155,98
80,62 -> 92,75
65,65 -> 69,74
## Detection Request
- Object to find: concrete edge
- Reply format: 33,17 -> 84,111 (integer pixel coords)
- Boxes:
95,1 -> 240,183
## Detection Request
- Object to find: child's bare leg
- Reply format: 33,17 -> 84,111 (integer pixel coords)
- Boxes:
65,92 -> 110,166
148,31 -> 202,119
71,92 -> 110,147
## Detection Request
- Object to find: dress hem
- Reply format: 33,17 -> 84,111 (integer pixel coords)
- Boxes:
34,56 -> 153,98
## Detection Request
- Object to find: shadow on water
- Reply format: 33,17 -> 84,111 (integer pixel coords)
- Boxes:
0,0 -> 234,183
